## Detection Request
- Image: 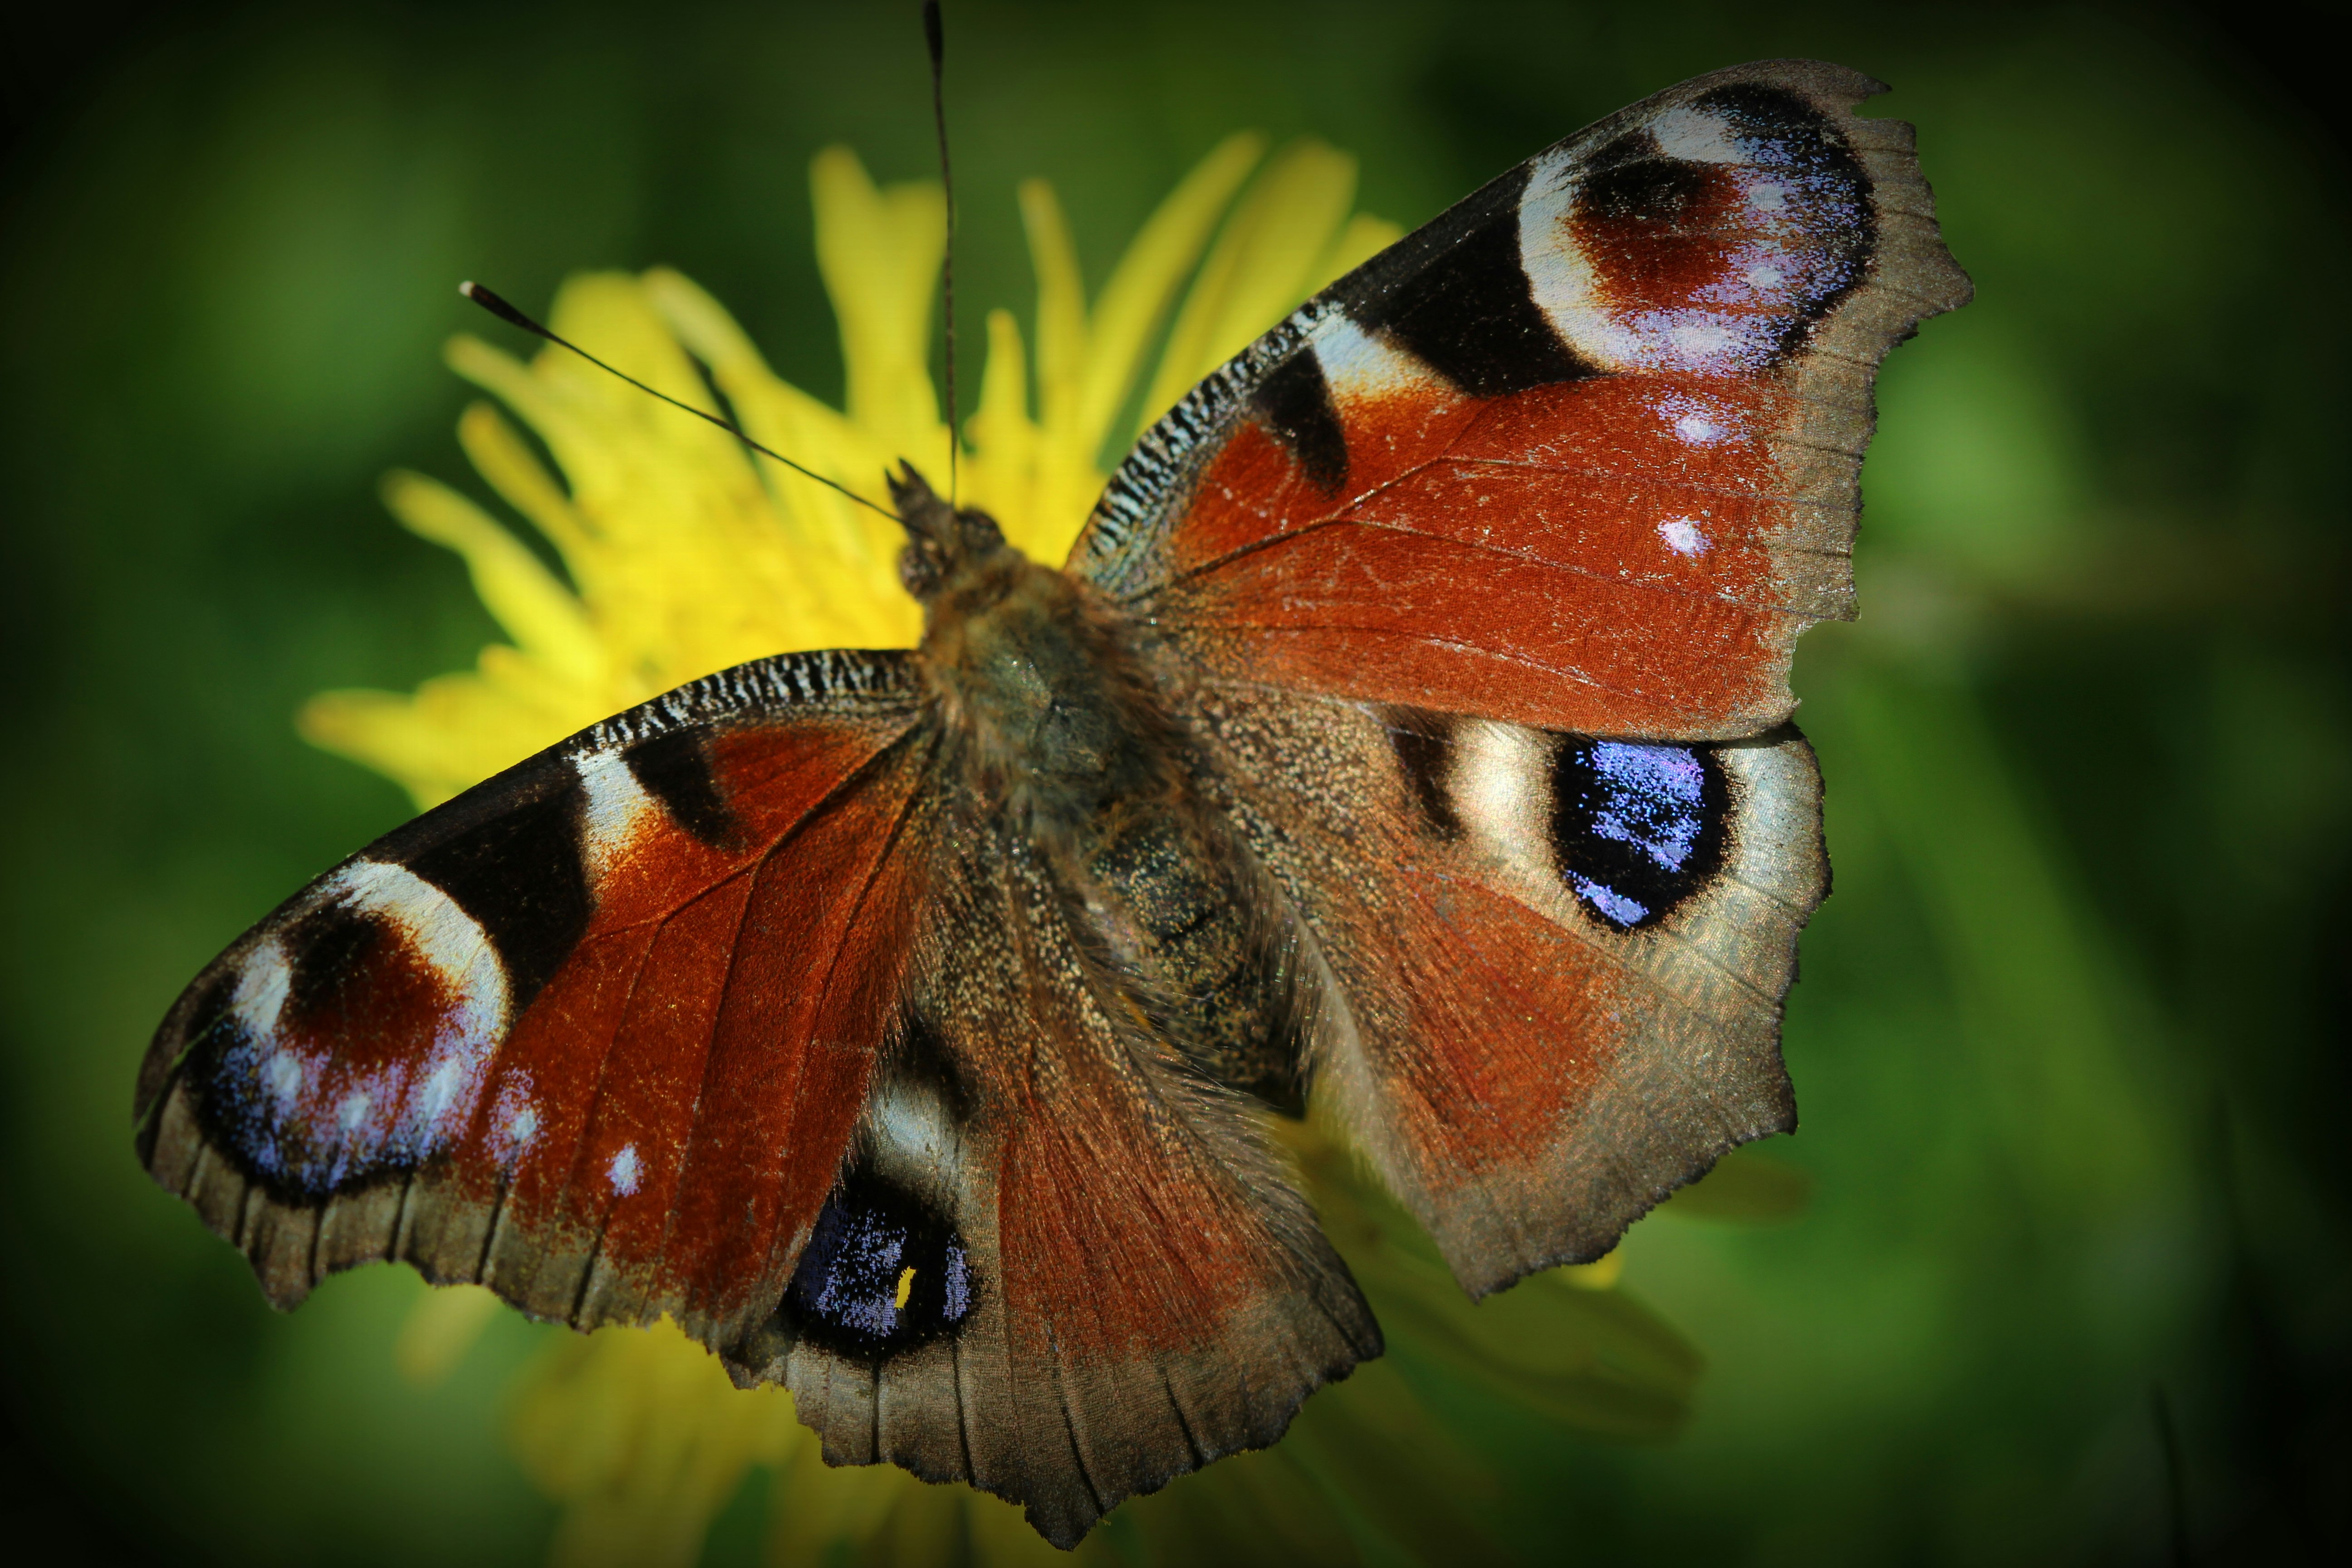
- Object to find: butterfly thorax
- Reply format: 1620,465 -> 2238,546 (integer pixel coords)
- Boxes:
892,467 -> 1304,1107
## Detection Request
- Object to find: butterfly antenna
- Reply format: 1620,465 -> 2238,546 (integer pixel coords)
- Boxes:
923,0 -> 959,505
456,280 -> 897,522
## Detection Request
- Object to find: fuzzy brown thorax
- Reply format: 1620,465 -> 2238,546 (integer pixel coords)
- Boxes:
888,464 -> 1305,1105
892,466 -> 1161,823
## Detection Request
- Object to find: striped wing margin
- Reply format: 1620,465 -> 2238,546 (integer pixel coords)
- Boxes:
1070,58 -> 1970,741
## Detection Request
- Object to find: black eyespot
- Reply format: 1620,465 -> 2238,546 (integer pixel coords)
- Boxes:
1580,156 -> 1713,225
1548,740 -> 1730,929
782,1164 -> 975,1359
282,903 -> 384,1021
623,730 -> 738,848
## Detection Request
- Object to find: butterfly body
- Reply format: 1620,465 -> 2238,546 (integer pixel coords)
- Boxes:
137,60 -> 1968,1548
899,468 -> 1308,1107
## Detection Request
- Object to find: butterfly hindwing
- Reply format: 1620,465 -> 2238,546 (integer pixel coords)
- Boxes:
1073,59 -> 1970,740
136,650 -> 932,1347
1191,682 -> 1825,1295
731,800 -> 1378,1548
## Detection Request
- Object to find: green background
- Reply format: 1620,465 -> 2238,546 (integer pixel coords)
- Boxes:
2,1 -> 2343,1562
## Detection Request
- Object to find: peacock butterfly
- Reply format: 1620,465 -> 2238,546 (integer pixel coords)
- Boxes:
133,58 -> 1968,1547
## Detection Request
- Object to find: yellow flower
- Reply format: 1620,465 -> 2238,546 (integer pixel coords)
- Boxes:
298,132 -> 1390,809
330,135 -> 1778,1565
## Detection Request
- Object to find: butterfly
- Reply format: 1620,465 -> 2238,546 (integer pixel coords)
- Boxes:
135,59 -> 1967,1548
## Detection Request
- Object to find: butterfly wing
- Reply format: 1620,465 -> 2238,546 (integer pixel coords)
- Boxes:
136,650 -> 934,1350
732,791 -> 1378,1548
1073,59 -> 1969,739
1194,686 -> 1824,1295
1069,60 -> 1960,1293
139,647 -> 1376,1545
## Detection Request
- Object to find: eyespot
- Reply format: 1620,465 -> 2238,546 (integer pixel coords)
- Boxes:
782,1163 -> 975,1358
1548,739 -> 1730,928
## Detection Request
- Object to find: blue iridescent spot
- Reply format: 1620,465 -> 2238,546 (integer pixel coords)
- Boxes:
1568,873 -> 1652,927
784,1167 -> 975,1357
1587,742 -> 1708,870
1549,740 -> 1729,929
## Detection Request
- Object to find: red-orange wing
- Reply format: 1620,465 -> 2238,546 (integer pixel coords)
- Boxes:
730,801 -> 1378,1549
135,649 -> 933,1351
1070,60 -> 1966,1295
1191,685 -> 1825,1295
1071,59 -> 1969,739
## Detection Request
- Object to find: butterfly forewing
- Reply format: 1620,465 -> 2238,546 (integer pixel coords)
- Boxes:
136,650 -> 932,1343
1072,59 -> 1970,739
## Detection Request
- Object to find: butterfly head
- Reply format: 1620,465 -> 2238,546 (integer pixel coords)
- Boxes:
888,463 -> 1012,607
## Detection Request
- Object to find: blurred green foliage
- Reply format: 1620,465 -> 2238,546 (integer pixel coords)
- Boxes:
2,2 -> 2343,1563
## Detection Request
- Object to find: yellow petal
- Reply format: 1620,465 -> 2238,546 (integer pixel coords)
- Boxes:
1086,131 -> 1265,455
643,265 -> 916,647
1563,1250 -> 1626,1290
1140,139 -> 1361,418
381,470 -> 603,686
811,147 -> 949,475
393,1283 -> 502,1387
1018,177 -> 1087,439
509,1320 -> 798,1568
300,682 -> 532,810
456,402 -> 596,570
966,306 -> 1046,553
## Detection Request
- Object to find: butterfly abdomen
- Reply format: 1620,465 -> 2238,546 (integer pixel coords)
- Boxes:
1074,805 -> 1308,1110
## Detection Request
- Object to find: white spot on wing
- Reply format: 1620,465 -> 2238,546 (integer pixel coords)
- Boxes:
1449,720 -> 1555,855
229,936 -> 294,1044
860,1065 -> 970,1201
574,748 -> 658,884
417,1058 -> 463,1121
263,1050 -> 302,1103
1308,313 -> 1457,412
1659,518 -> 1709,555
489,1073 -> 540,1167
1668,321 -> 1734,359
609,1144 -> 642,1196
1649,105 -> 1743,165
1653,389 -> 1744,447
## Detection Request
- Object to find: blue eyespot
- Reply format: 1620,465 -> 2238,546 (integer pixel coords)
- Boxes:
784,1167 -> 975,1357
1549,740 -> 1729,929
